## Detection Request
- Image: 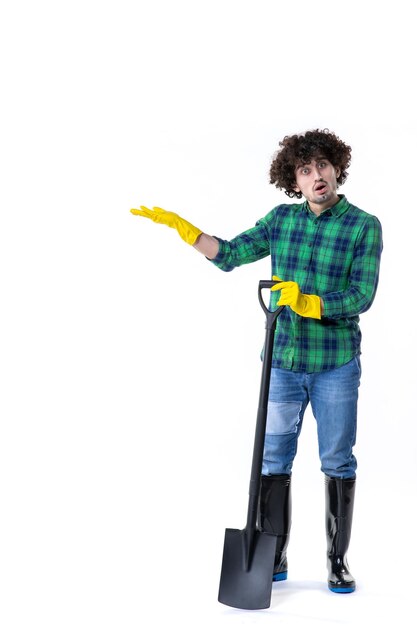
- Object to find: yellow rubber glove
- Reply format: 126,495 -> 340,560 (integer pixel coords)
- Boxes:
271,275 -> 321,319
130,206 -> 202,246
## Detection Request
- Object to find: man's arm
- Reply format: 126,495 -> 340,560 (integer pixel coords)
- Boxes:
193,233 -> 219,259
321,216 -> 383,318
130,204 -> 272,271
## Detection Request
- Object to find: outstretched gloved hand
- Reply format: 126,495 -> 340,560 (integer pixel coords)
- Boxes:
130,206 -> 202,246
271,275 -> 322,319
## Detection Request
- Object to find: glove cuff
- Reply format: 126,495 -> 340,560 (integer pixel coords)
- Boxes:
187,225 -> 203,245
176,219 -> 202,245
303,294 -> 322,319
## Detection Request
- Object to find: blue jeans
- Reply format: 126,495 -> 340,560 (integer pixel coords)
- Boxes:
262,357 -> 361,479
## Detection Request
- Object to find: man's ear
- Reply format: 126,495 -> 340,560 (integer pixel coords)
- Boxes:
293,183 -> 300,193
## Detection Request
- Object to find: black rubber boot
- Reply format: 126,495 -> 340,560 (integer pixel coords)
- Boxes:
258,474 -> 291,582
325,475 -> 356,593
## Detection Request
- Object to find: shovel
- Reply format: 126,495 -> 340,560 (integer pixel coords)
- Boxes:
218,279 -> 284,610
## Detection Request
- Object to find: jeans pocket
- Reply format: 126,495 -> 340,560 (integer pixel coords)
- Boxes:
266,401 -> 302,435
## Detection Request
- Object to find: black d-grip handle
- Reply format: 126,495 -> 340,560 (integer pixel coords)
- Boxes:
258,279 -> 284,328
258,280 -> 279,290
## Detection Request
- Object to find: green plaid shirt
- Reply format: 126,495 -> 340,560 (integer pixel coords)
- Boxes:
210,195 -> 383,373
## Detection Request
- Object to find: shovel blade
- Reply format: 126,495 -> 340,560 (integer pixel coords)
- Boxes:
218,528 -> 277,610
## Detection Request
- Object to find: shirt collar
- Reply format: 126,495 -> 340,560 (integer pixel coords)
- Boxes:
302,195 -> 350,218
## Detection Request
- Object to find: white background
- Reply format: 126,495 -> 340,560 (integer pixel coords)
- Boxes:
1,1 -> 416,624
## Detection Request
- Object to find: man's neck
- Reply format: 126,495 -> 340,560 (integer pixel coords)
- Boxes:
308,195 -> 340,216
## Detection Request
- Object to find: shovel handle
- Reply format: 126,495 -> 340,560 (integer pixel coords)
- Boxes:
258,279 -> 284,327
258,280 -> 278,290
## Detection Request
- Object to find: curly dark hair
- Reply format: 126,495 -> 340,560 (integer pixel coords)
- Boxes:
269,129 -> 352,199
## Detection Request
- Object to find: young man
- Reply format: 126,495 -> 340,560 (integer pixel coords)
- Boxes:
131,129 -> 383,593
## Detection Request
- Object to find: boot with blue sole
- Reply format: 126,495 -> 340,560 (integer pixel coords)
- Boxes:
258,474 -> 291,583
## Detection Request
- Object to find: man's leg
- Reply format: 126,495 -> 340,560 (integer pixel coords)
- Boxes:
309,356 -> 361,592
261,368 -> 308,580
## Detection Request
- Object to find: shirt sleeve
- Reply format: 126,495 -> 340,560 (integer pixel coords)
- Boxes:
321,215 -> 383,318
208,211 -> 274,272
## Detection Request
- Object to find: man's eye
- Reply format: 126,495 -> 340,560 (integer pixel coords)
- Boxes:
302,168 -> 309,174
319,162 -> 327,168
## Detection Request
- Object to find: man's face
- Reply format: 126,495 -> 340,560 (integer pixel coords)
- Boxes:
293,156 -> 341,213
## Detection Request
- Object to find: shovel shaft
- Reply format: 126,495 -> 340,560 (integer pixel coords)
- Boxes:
246,282 -> 284,530
246,325 -> 275,528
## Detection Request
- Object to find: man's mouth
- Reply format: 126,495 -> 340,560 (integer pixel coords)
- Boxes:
314,182 -> 328,195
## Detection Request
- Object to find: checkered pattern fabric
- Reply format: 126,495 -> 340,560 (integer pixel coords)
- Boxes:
210,195 -> 383,372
